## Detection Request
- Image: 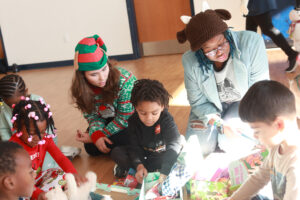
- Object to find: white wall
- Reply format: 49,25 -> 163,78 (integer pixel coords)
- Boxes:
0,0 -> 133,66
193,0 -> 246,31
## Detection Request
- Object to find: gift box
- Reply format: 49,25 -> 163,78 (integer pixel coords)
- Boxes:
139,172 -> 183,200
190,180 -> 229,200
124,168 -> 138,188
228,149 -> 269,187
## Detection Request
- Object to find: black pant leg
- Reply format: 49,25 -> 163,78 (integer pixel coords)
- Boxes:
84,143 -> 104,156
108,128 -> 130,148
252,12 -> 297,57
83,128 -> 130,156
246,16 -> 258,32
110,146 -> 133,170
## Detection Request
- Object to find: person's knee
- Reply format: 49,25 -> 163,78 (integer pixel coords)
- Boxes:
111,146 -> 131,169
84,143 -> 102,156
110,146 -> 124,160
185,126 -> 218,157
261,26 -> 280,37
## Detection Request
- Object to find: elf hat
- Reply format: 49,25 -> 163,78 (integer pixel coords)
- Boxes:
74,34 -> 108,71
177,9 -> 231,51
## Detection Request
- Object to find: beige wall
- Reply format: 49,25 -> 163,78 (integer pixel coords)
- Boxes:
0,0 -> 133,66
193,0 -> 247,31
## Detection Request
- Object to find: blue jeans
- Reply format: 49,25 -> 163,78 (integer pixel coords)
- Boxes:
251,195 -> 270,200
185,102 -> 257,158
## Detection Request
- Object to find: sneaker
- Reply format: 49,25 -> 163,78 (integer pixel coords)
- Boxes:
60,146 -> 81,160
113,164 -> 128,178
286,53 -> 300,73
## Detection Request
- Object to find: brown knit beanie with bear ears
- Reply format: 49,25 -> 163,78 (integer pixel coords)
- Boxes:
177,9 -> 231,52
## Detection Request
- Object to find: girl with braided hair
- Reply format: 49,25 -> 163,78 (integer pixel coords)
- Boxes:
0,74 -> 49,140
9,99 -> 86,200
0,74 -> 59,171
111,79 -> 182,183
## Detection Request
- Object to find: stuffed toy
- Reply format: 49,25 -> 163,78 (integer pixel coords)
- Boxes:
289,8 -> 300,52
45,171 -> 111,200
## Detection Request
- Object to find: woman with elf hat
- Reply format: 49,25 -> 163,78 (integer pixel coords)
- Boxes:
71,35 -> 136,160
177,9 -> 270,157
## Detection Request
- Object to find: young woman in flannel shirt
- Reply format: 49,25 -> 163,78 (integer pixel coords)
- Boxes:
71,34 -> 136,156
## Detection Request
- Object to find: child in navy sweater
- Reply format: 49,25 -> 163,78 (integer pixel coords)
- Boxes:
111,79 -> 182,183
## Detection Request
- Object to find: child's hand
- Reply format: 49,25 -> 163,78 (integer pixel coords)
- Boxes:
95,137 -> 113,153
73,173 -> 88,186
76,130 -> 92,143
38,192 -> 48,200
135,164 -> 148,183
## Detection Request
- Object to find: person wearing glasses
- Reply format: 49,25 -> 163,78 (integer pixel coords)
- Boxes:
177,9 -> 269,157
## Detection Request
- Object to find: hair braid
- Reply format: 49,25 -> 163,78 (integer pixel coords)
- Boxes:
12,99 -> 56,139
0,74 -> 26,98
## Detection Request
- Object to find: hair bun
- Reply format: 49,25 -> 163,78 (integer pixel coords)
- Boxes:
214,9 -> 231,20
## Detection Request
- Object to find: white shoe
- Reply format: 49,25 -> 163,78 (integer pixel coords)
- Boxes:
60,146 -> 81,160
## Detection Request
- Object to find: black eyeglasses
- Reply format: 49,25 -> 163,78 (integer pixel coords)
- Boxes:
204,40 -> 229,57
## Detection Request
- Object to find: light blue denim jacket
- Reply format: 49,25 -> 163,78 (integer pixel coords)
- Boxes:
182,30 -> 270,125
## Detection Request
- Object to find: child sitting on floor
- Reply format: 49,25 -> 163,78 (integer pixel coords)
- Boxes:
0,141 -> 36,200
111,79 -> 182,183
229,80 -> 300,200
0,74 -> 59,170
9,99 -> 86,200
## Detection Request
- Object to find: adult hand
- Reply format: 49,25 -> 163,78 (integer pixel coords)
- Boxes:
38,192 -> 48,200
207,114 -> 222,126
135,164 -> 148,184
95,137 -> 113,153
75,130 -> 92,143
73,173 -> 88,186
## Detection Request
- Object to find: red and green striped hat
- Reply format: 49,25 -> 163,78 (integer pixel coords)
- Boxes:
74,34 -> 108,71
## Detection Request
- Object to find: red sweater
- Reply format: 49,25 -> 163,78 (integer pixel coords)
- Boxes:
10,134 -> 77,199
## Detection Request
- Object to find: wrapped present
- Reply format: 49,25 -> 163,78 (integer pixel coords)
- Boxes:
228,149 -> 269,186
112,178 -> 126,187
162,135 -> 203,197
96,183 -> 140,196
124,168 -> 138,188
186,153 -> 231,195
35,168 -> 66,192
190,180 -> 229,200
139,172 -> 183,200
112,168 -> 138,188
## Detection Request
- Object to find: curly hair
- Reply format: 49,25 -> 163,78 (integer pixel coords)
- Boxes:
0,141 -> 23,175
12,99 -> 56,140
130,79 -> 171,108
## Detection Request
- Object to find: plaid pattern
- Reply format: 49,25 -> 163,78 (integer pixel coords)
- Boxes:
84,67 -> 136,142
162,135 -> 203,197
162,162 -> 194,196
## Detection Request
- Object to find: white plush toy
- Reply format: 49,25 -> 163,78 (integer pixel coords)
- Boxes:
289,8 -> 300,52
45,171 -> 111,200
